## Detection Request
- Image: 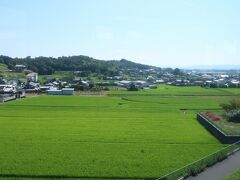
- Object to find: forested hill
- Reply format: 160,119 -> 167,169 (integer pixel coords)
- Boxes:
0,55 -> 156,75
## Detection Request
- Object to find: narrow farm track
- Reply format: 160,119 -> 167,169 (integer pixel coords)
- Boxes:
187,150 -> 240,180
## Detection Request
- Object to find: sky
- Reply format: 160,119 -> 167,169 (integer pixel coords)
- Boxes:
0,0 -> 240,67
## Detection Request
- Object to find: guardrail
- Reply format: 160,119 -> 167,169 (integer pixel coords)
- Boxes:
157,140 -> 240,180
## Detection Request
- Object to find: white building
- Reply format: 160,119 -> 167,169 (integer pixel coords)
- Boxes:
47,90 -> 62,95
62,88 -> 74,95
26,73 -> 38,82
47,88 -> 74,95
118,80 -> 132,87
15,64 -> 26,72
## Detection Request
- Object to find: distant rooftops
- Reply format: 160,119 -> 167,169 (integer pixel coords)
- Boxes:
26,72 -> 38,77
47,88 -> 74,95
15,64 -> 26,68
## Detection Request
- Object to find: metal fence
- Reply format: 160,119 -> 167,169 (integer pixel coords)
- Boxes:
157,140 -> 240,180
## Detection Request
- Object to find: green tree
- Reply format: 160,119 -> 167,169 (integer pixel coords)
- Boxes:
173,68 -> 182,75
220,99 -> 240,112
127,83 -> 138,91
220,99 -> 240,122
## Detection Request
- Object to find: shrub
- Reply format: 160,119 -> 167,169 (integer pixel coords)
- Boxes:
225,110 -> 240,123
220,99 -> 240,112
220,99 -> 240,122
127,83 -> 138,91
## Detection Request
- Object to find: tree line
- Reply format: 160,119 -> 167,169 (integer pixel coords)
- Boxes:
0,55 -> 154,75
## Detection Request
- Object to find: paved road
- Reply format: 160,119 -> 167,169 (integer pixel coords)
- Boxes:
187,151 -> 240,180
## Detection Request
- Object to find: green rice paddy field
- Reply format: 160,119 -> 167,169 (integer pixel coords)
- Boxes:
0,85 -> 240,179
110,84 -> 240,96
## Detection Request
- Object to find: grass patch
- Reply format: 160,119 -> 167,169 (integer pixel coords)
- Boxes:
0,63 -> 8,70
224,168 -> 240,180
0,71 -> 26,81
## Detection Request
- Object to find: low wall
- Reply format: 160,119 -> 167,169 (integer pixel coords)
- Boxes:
0,93 -> 25,103
197,113 -> 240,144
5,95 -> 16,102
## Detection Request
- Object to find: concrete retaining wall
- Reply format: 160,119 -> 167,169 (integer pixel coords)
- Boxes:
0,94 -> 16,103
0,93 -> 25,103
197,113 -> 240,144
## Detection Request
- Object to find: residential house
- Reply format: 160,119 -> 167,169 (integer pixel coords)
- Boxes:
15,64 -> 26,72
26,72 -> 38,82
47,88 -> 74,95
